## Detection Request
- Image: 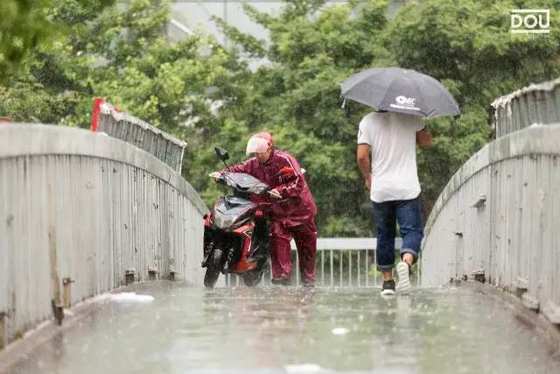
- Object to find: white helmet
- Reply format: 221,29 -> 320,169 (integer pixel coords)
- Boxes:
246,134 -> 271,155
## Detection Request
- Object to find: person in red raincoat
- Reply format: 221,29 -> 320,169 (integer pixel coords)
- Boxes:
213,132 -> 318,286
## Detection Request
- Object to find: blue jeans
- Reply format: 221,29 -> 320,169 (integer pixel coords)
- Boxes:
372,197 -> 424,271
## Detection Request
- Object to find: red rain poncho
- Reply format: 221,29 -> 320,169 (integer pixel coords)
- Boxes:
228,149 -> 317,284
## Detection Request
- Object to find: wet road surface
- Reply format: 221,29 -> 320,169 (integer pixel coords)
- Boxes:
9,282 -> 560,374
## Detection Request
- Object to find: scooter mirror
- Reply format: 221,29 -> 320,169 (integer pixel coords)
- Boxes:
214,147 -> 230,162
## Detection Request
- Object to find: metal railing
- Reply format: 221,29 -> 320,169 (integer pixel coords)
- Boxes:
491,77 -> 560,138
226,238 -> 413,288
91,99 -> 187,173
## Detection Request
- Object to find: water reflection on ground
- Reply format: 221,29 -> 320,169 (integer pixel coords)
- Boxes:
9,282 -> 560,374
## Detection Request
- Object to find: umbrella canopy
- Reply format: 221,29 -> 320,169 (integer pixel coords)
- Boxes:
340,67 -> 460,118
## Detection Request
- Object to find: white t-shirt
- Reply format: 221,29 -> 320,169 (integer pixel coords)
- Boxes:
357,112 -> 424,203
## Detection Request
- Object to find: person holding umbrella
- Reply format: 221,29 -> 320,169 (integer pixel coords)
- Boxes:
341,67 -> 460,295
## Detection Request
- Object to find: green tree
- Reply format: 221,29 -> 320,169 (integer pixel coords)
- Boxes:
2,0 -> 559,239
386,0 -> 560,210
205,0 -> 560,235
0,0 -> 114,82
0,0 -> 242,136
205,0 -> 394,236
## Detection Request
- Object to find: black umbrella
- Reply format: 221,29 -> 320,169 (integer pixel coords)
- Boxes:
340,67 -> 460,118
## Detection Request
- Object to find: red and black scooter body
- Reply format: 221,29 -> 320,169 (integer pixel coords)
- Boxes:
202,172 -> 270,288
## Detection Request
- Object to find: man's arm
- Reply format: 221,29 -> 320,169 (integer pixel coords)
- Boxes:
356,144 -> 371,191
210,159 -> 255,180
416,128 -> 432,148
222,158 -> 254,174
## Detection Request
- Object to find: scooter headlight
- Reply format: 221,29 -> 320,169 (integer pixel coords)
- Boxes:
213,213 -> 235,230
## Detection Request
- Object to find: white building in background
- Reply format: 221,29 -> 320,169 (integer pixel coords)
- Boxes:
168,1 -> 285,45
167,0 -> 407,46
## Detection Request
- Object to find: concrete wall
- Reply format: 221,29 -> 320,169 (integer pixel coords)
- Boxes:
421,123 -> 560,325
0,124 -> 207,349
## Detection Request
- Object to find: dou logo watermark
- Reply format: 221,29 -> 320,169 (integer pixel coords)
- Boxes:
511,9 -> 550,34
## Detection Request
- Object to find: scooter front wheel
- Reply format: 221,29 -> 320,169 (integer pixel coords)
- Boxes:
241,268 -> 264,287
204,249 -> 223,288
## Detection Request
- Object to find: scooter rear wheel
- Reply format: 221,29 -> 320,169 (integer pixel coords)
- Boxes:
204,249 -> 223,288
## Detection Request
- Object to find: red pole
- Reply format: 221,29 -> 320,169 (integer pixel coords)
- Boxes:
90,98 -> 104,132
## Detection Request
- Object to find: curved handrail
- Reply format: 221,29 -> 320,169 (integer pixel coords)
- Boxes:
0,124 -> 207,215
425,123 -> 560,236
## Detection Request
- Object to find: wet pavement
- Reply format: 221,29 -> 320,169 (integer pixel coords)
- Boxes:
8,282 -> 560,374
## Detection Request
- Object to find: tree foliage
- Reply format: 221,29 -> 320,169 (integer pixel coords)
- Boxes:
0,0 -> 114,82
1,0 -> 559,236
0,0 -> 240,132
206,0 -> 560,234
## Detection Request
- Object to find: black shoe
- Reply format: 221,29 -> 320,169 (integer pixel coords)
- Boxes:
302,281 -> 315,288
381,279 -> 396,296
271,277 -> 290,286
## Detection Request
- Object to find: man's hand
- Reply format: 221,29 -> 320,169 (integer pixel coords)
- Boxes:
364,174 -> 372,191
268,188 -> 282,199
416,128 -> 432,148
209,171 -> 222,179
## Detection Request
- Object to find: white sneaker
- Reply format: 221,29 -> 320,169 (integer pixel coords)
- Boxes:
396,262 -> 411,293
